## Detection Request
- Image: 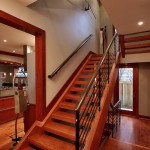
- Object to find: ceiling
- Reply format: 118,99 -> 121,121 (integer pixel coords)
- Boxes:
0,23 -> 35,55
0,0 -> 149,56
100,0 -> 150,34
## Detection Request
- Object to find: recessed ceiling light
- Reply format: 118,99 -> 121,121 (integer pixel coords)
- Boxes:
138,21 -> 144,26
13,50 -> 16,53
3,39 -> 7,43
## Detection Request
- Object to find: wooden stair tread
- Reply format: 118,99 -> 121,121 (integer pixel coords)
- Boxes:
70,87 -> 85,92
43,120 -> 75,141
59,102 -> 76,110
125,43 -> 150,49
28,133 -> 75,150
65,93 -> 81,100
87,61 -> 100,64
82,69 -> 95,73
74,81 -> 89,85
102,138 -> 150,150
22,146 -> 36,150
124,34 -> 150,43
92,54 -> 102,57
90,57 -> 101,61
79,75 -> 92,79
85,65 -> 97,69
52,110 -> 75,124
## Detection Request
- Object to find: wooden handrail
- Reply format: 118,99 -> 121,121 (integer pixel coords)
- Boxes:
48,34 -> 93,78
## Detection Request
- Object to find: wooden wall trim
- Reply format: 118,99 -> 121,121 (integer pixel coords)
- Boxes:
24,104 -> 36,132
125,43 -> 150,50
0,51 -> 24,58
123,30 -> 150,36
0,10 -> 46,122
118,63 -> 139,117
119,35 -> 125,58
44,51 -> 95,117
126,50 -> 150,54
124,35 -> 150,43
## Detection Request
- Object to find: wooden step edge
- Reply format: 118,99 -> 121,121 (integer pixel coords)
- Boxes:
28,132 -> 75,150
21,145 -> 36,150
92,54 -> 102,56
59,102 -> 76,110
74,81 -> 89,85
65,94 -> 81,100
14,121 -> 43,150
70,87 -> 85,92
82,69 -> 95,73
43,121 -> 75,141
126,49 -> 150,54
125,43 -> 150,49
124,34 -> 150,43
28,134 -> 49,150
52,111 -> 75,124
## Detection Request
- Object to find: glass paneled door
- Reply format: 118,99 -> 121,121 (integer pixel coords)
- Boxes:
117,64 -> 138,116
119,68 -> 133,111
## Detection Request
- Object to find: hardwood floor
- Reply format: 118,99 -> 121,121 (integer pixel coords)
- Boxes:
114,116 -> 150,148
0,118 -> 25,150
102,138 -> 150,150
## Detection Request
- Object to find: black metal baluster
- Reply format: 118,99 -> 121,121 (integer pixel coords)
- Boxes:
108,52 -> 110,83
98,69 -> 101,111
76,111 -> 80,150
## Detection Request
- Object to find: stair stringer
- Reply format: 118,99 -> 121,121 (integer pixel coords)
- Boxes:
84,53 -> 120,150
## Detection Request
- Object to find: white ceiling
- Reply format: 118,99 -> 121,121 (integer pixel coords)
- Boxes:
100,0 -> 150,34
1,0 -> 149,56
0,23 -> 35,55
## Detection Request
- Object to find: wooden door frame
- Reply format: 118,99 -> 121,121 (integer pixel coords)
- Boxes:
0,10 -> 46,121
114,63 -> 139,117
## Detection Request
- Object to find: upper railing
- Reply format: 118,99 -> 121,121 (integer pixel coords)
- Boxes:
48,34 -> 93,78
75,33 -> 120,150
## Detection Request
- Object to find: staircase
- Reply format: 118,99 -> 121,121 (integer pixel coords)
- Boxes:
15,33 -> 120,150
15,53 -> 102,150
119,31 -> 150,57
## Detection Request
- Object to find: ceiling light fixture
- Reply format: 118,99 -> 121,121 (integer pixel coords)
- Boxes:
138,21 -> 143,26
3,39 -> 7,43
13,50 -> 16,53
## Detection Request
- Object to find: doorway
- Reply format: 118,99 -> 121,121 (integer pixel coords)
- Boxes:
115,64 -> 139,116
0,10 -> 46,123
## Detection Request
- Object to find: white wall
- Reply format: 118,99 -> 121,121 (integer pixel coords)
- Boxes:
139,63 -> 150,117
0,0 -> 100,105
27,46 -> 35,104
100,5 -> 113,53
